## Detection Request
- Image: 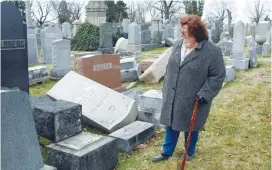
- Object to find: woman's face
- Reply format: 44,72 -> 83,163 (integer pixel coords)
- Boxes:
180,24 -> 189,39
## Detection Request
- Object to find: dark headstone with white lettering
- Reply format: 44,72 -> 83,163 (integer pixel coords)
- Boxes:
1,88 -> 44,170
1,2 -> 29,93
99,23 -> 114,54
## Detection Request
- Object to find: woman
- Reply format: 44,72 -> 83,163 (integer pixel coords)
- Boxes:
152,15 -> 226,162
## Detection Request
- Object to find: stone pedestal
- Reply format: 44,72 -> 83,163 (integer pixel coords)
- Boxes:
121,64 -> 141,82
226,58 -> 249,70
109,121 -> 155,152
225,65 -> 235,81
30,95 -> 82,142
47,132 -> 118,170
262,42 -> 270,57
139,90 -> 162,113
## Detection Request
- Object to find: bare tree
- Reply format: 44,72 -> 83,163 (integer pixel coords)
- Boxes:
127,1 -> 147,23
248,0 -> 268,24
207,0 -> 228,23
70,1 -> 84,21
146,0 -> 183,20
32,1 -> 55,27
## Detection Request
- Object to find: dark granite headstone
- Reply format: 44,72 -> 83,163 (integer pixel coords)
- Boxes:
30,95 -> 82,142
99,23 -> 114,54
141,30 -> 152,44
1,2 -> 29,93
1,88 -> 44,170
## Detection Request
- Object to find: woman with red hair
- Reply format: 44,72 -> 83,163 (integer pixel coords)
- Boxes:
152,15 -> 226,162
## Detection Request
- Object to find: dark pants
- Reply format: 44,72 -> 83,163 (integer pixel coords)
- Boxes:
162,127 -> 199,156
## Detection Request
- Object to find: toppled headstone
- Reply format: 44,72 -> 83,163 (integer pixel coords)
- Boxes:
122,86 -> 143,106
29,65 -> 49,85
30,95 -> 82,142
120,57 -> 137,70
109,121 -> 155,152
165,37 -> 175,47
114,37 -> 128,53
74,54 -> 121,90
1,87 -> 44,170
47,132 -> 118,170
139,47 -> 172,84
46,71 -> 138,133
139,58 -> 157,72
225,65 -> 235,82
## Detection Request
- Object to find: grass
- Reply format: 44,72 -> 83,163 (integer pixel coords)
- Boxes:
30,47 -> 271,169
137,47 -> 169,62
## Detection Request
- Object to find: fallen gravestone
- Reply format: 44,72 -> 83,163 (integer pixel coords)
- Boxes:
122,86 -> 143,107
120,57 -> 141,82
30,95 -> 82,142
47,132 -> 118,170
74,54 -> 122,90
139,47 -> 172,84
29,65 -> 49,85
114,37 -> 128,54
46,71 -> 138,133
1,2 -> 29,93
139,57 -> 157,73
109,121 -> 155,152
1,87 -> 44,170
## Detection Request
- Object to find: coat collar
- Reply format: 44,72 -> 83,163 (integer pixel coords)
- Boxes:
174,40 -> 206,68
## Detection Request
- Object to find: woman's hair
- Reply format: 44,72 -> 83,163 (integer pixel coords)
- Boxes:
179,15 -> 208,42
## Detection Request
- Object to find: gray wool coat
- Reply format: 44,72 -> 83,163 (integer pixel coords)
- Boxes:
160,39 -> 226,132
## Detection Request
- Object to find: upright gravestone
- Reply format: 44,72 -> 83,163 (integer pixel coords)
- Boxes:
72,19 -> 81,37
1,2 -> 29,93
123,18 -> 129,33
1,88 -> 44,170
99,23 -> 114,54
174,26 -> 182,40
41,27 -> 56,63
227,21 -> 249,70
62,22 -> 72,39
247,36 -> 257,67
128,22 -> 141,55
74,54 -> 122,90
50,39 -> 72,79
27,28 -> 39,65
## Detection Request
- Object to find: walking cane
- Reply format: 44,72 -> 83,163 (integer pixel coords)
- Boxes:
180,98 -> 199,170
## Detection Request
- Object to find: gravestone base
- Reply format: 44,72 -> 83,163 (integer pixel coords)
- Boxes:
230,52 -> 246,60
137,108 -> 164,129
121,65 -> 141,82
43,165 -> 57,170
120,57 -> 137,70
29,65 -> 49,85
98,47 -> 114,54
225,65 -> 235,82
30,95 -> 82,142
47,132 -> 118,170
50,67 -> 72,79
109,121 -> 155,152
262,43 -> 270,57
122,86 -> 143,107
226,59 -> 249,70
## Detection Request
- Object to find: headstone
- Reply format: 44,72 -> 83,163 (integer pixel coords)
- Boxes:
165,37 -> 175,47
139,58 -> 157,72
35,27 -> 42,48
139,47 -> 172,84
27,28 -> 39,65
151,17 -> 163,31
227,21 -> 249,70
141,30 -> 152,44
50,39 -> 72,79
122,86 -> 143,107
46,71 -> 138,133
1,88 -> 44,170
262,41 -> 270,57
30,95 -> 82,142
225,65 -> 235,81
74,54 -> 121,90
25,0 -> 33,28
41,28 -> 56,63
128,22 -> 141,55
99,23 -> 114,54
109,121 -> 155,152
151,31 -> 163,44
247,36 -> 258,67
114,37 -> 128,54
44,165 -> 57,170
47,132 -> 118,170
174,26 -> 182,40
53,25 -> 63,39
1,2 -> 29,93
72,19 -> 81,37
123,18 -> 129,33
140,23 -> 151,31
85,1 -> 107,26
29,65 -> 49,85
255,21 -> 270,49
62,22 -> 72,39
